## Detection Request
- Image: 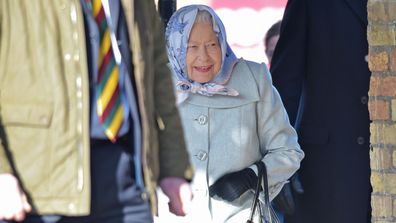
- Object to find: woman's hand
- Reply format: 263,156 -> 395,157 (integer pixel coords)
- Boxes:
209,167 -> 258,202
0,173 -> 32,222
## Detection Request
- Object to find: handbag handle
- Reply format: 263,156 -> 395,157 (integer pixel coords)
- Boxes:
247,161 -> 272,223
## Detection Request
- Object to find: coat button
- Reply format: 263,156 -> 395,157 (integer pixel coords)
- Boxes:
357,137 -> 365,145
196,115 -> 208,125
360,96 -> 368,105
195,150 -> 208,161
64,53 -> 71,61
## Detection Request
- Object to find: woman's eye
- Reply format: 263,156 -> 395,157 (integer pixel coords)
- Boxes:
188,45 -> 197,49
206,43 -> 218,50
207,43 -> 217,48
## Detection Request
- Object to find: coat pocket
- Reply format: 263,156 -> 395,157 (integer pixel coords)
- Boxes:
1,103 -> 53,128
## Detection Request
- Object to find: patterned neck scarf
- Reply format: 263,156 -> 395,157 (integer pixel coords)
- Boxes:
165,4 -> 239,104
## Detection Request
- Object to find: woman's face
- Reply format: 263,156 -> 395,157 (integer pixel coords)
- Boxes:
186,22 -> 222,83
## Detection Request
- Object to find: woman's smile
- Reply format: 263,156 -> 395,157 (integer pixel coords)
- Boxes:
194,65 -> 214,73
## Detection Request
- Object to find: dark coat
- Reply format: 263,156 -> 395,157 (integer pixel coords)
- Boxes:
270,0 -> 371,222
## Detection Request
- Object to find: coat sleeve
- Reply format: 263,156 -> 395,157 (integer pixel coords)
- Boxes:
148,0 -> 193,181
250,62 -> 304,200
270,0 -> 307,126
0,1 -> 13,175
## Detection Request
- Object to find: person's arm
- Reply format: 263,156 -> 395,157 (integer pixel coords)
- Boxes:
256,64 -> 304,193
0,3 -> 31,221
270,0 -> 308,126
147,0 -> 193,216
150,2 -> 192,182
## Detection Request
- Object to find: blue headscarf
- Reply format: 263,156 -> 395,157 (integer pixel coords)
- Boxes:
165,4 -> 239,104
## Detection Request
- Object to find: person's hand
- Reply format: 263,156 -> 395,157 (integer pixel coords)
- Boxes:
0,173 -> 32,222
159,177 -> 192,216
209,167 -> 257,202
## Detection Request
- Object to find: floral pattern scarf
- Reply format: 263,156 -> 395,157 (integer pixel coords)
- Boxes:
165,4 -> 239,104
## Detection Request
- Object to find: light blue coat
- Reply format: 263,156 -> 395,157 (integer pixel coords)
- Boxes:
177,59 -> 304,223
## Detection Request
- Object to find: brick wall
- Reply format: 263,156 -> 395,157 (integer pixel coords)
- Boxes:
368,0 -> 396,222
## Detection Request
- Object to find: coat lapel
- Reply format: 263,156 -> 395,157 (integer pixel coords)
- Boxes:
343,0 -> 368,26
184,59 -> 260,108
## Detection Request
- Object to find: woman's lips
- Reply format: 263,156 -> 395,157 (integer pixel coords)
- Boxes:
194,65 -> 213,72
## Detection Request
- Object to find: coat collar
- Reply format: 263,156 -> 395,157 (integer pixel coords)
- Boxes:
182,59 -> 260,108
343,0 -> 368,27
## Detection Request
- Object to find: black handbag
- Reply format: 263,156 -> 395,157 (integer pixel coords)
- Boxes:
273,173 -> 304,215
246,161 -> 280,223
273,182 -> 295,215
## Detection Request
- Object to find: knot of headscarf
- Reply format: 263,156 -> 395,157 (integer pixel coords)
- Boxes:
177,79 -> 238,97
165,4 -> 239,104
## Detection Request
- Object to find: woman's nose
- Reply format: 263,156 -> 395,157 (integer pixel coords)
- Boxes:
197,46 -> 209,61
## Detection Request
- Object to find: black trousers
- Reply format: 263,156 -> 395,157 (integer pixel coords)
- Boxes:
1,140 -> 152,223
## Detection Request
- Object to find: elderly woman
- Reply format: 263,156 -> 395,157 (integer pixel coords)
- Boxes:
162,5 -> 304,223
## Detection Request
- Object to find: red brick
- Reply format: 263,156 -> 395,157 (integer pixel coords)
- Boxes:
369,76 -> 396,97
369,100 -> 390,120
391,48 -> 396,72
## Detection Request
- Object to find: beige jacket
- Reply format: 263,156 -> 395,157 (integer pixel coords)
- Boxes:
0,0 -> 192,215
